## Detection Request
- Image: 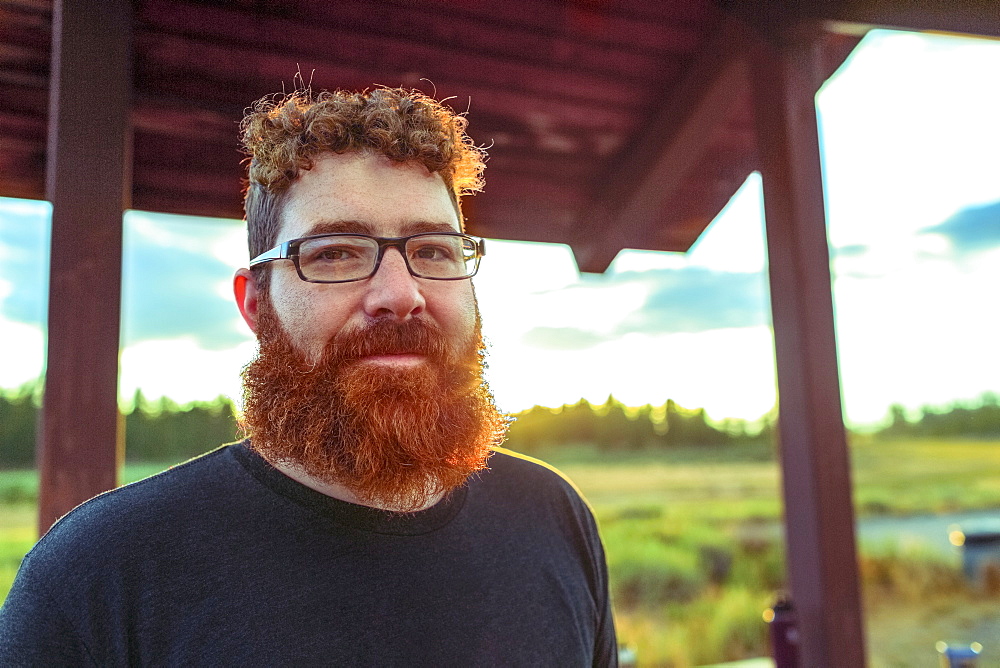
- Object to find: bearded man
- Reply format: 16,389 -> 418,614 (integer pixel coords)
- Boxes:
0,88 -> 617,666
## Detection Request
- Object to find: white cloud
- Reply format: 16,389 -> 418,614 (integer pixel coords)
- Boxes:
119,337 -> 258,408
485,326 -> 777,420
0,316 -> 44,389
834,257 -> 1000,423
819,30 -> 1000,251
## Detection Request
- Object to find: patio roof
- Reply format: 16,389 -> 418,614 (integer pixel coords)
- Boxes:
2,0 -> 866,271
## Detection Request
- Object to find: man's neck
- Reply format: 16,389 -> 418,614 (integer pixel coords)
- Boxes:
268,458 -> 444,512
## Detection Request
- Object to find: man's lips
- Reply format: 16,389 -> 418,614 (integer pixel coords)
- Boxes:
357,352 -> 426,366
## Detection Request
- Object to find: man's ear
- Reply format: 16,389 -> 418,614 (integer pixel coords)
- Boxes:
234,268 -> 260,334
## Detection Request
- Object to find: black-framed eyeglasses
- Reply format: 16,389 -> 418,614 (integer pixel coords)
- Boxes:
249,232 -> 486,283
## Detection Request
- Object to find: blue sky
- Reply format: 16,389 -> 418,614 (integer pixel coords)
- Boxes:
1,29 -> 999,426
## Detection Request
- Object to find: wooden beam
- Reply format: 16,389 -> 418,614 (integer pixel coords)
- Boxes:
806,0 -> 1000,40
135,31 -> 638,134
720,0 -> 1000,40
136,1 -> 649,110
139,0 -> 697,84
569,17 -> 751,273
749,24 -> 867,667
39,0 -> 132,534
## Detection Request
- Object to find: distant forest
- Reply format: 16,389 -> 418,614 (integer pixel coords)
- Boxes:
0,388 -> 241,468
1,383 -> 998,468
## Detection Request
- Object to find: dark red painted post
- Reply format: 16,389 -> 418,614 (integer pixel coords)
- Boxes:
749,24 -> 867,667
39,0 -> 133,534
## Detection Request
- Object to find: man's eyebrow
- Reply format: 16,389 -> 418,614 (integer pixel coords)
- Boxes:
302,220 -> 459,237
303,220 -> 373,236
400,221 -> 459,235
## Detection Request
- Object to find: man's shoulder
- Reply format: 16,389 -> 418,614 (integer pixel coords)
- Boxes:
69,443 -> 237,509
1,443 -> 262,662
480,447 -> 592,509
488,447 -> 579,485
32,444 -> 245,560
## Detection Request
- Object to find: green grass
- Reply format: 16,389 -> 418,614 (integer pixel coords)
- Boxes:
3,437 -> 999,666
850,437 -> 1000,515
0,503 -> 35,605
539,438 -> 1000,666
0,463 -> 185,604
0,470 -> 37,505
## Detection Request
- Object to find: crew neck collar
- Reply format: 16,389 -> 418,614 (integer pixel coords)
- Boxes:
232,440 -> 467,536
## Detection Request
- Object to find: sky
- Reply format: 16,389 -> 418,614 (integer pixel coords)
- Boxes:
1,29 -> 998,427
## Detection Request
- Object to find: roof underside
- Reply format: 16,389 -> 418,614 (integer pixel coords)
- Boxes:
1,0 -> 995,271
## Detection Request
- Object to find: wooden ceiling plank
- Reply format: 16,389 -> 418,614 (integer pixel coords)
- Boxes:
289,0 -> 710,58
1,81 -> 53,119
0,7 -> 51,42
131,188 -> 242,220
134,29 -> 637,119
0,0 -> 50,16
0,68 -> 48,90
570,16 -> 752,272
138,0 -> 659,107
0,108 -> 45,134
271,0 -> 681,79
134,166 -> 241,198
0,41 -> 48,69
485,151 -> 601,185
135,34 -> 638,134
131,142 -> 240,183
131,103 -> 235,143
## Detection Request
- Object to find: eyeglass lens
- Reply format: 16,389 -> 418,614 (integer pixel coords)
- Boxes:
297,234 -> 477,282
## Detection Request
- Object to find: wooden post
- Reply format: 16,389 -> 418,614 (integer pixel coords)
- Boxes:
750,25 -> 867,667
39,0 -> 133,534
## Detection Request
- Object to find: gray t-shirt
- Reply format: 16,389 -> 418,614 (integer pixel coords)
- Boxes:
0,442 -> 617,666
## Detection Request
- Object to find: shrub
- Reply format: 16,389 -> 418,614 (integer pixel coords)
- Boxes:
728,527 -> 786,591
696,587 -> 770,664
606,535 -> 707,606
859,546 -> 966,602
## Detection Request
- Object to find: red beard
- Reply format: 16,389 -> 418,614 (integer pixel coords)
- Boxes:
240,299 -> 508,511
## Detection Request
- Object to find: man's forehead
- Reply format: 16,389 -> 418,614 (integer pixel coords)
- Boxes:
289,151 -> 446,194
276,152 -> 461,240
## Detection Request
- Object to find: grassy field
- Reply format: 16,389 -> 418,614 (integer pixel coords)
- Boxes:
2,438 -> 998,666
540,438 -> 1000,666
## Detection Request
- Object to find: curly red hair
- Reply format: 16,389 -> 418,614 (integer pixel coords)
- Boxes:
241,87 -> 486,273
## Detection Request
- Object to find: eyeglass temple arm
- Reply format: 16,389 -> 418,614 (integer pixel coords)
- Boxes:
249,242 -> 292,267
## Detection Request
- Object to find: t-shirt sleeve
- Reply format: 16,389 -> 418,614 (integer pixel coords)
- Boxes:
0,552 -> 96,667
585,505 -> 618,668
491,449 -> 620,666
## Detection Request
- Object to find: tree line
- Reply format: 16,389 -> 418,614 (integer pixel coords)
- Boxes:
505,397 -> 768,455
0,386 -> 240,468
1,383 -> 999,468
881,393 -> 1000,439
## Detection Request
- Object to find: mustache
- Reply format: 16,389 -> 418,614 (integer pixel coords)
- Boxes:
324,317 -> 452,362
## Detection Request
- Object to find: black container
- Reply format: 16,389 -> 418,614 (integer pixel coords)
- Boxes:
766,597 -> 800,668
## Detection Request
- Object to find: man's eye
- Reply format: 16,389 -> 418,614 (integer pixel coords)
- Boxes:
310,246 -> 357,262
412,244 -> 453,261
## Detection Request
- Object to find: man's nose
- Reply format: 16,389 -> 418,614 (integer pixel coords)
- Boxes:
361,247 -> 426,320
